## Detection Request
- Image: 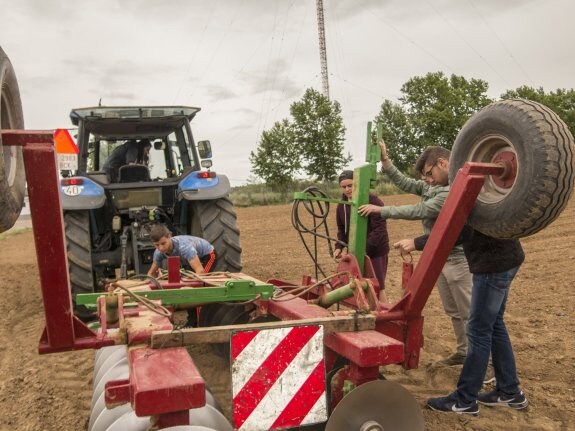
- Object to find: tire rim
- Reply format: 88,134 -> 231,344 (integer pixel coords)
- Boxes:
467,133 -> 518,204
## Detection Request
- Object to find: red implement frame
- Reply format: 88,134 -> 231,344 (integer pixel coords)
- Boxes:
2,131 -> 204,426
1,129 -> 508,426
267,161 -> 507,375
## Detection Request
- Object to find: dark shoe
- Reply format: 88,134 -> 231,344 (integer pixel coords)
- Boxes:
478,389 -> 528,409
427,395 -> 479,416
483,364 -> 496,384
435,352 -> 466,366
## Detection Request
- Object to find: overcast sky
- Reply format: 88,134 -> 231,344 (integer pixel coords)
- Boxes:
1,0 -> 573,185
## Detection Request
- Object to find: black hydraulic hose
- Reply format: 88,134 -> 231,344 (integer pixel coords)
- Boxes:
291,186 -> 345,285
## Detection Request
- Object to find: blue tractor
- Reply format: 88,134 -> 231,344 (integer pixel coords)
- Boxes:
61,106 -> 242,319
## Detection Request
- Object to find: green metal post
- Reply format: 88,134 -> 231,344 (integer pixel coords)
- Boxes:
348,122 -> 382,274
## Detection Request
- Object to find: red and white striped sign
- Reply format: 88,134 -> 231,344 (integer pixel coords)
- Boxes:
231,325 -> 327,430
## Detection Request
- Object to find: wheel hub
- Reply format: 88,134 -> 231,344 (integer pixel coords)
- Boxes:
492,151 -> 517,189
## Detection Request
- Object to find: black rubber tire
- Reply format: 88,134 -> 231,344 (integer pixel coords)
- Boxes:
190,197 -> 242,272
449,98 -> 575,239
64,211 -> 95,298
0,47 -> 25,233
213,307 -> 251,358
199,303 -> 221,327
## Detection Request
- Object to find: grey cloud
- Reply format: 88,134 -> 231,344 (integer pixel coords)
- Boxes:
201,84 -> 237,101
237,58 -> 304,98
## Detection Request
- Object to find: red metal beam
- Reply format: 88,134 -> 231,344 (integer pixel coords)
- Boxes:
105,347 -> 206,416
390,163 -> 504,318
1,130 -> 113,352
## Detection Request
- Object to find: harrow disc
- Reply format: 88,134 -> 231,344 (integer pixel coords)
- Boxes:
104,410 -> 151,430
93,354 -> 128,391
90,402 -> 132,431
94,345 -> 127,378
326,380 -> 424,431
91,359 -> 129,407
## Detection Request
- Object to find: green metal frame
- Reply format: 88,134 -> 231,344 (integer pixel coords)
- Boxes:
76,279 -> 276,307
294,122 -> 382,275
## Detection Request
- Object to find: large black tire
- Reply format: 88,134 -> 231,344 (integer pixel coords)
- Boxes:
64,211 -> 95,318
449,98 -> 575,239
0,47 -> 26,233
190,197 -> 242,272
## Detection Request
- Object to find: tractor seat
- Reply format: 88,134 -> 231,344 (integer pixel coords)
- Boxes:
118,165 -> 151,183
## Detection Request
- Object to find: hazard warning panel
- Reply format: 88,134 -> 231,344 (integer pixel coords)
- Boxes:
231,325 -> 327,431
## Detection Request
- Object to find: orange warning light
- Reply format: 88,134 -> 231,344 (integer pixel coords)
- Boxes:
54,129 -> 78,154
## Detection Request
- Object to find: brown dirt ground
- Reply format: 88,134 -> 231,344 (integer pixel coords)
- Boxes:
0,194 -> 573,431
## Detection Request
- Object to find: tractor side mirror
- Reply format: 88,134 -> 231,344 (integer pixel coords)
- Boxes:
197,140 -> 212,159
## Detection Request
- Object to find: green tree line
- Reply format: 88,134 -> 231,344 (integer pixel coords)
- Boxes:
250,72 -> 575,186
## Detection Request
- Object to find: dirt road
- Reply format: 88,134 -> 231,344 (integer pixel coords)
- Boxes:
0,194 -> 573,430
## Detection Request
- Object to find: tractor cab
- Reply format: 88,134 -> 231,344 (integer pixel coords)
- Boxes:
69,106 -> 204,183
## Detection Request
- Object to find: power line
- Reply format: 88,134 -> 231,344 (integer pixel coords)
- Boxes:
366,6 -> 456,74
467,0 -> 532,85
423,0 -> 512,87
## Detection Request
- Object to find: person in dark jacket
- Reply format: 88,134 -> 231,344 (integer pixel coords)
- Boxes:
334,170 -> 390,300
103,139 -> 151,182
394,226 -> 528,416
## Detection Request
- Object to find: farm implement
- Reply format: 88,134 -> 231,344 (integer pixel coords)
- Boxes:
1,46 -> 574,430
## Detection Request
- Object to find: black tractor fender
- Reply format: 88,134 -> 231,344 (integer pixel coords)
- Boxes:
60,176 -> 106,210
178,173 -> 232,201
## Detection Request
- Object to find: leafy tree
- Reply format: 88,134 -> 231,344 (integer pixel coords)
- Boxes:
374,100 -> 417,173
290,88 -> 350,181
249,119 -> 300,191
375,72 -> 493,172
501,86 -> 575,135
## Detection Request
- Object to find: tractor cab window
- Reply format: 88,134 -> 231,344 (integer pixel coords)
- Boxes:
148,141 -> 169,180
86,137 -> 171,182
165,131 -> 183,177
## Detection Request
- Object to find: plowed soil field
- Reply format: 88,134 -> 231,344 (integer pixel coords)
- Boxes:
0,193 -> 573,431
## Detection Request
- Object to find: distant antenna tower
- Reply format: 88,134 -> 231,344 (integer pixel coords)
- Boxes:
316,0 -> 330,99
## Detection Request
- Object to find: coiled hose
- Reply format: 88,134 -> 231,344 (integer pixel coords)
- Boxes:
291,186 -> 346,285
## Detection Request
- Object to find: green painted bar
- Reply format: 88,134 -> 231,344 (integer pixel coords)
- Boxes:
76,280 -> 275,306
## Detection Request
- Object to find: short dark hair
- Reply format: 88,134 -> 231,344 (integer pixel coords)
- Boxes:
415,146 -> 451,174
138,139 -> 152,148
150,224 -> 171,242
338,170 -> 354,183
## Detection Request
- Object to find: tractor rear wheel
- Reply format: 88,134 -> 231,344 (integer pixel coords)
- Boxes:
190,197 -> 242,272
64,211 -> 95,319
0,47 -> 26,233
449,98 -> 575,239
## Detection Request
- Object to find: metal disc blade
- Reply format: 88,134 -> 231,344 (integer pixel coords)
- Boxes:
326,380 -> 424,431
188,403 -> 233,431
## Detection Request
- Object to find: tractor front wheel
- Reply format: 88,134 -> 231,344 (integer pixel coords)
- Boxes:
0,47 -> 26,233
449,98 -> 575,239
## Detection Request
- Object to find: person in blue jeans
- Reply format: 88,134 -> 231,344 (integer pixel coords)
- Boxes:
395,226 -> 528,416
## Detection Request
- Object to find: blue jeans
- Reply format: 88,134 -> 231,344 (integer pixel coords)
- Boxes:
454,266 -> 521,405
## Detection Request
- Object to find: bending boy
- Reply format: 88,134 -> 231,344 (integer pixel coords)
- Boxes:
147,224 -> 216,277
